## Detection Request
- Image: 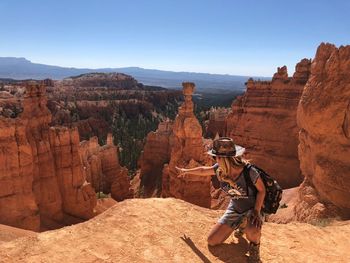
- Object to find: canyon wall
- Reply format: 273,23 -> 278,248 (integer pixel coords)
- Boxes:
0,83 -> 97,231
295,43 -> 350,221
161,83 -> 213,208
226,59 -> 311,188
138,121 -> 173,197
79,134 -> 132,201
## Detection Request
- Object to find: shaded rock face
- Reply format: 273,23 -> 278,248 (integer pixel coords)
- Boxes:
226,59 -> 311,188
0,83 -> 96,231
162,83 -> 213,208
138,121 -> 173,197
295,43 -> 350,221
205,107 -> 231,138
79,134 -> 132,201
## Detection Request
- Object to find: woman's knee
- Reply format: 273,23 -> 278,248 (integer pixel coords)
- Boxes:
245,226 -> 261,241
207,235 -> 219,246
207,223 -> 233,246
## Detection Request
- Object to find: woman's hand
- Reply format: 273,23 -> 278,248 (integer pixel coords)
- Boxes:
249,209 -> 262,229
175,166 -> 186,178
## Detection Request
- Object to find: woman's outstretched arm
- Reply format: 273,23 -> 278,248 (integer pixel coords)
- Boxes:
175,164 -> 217,177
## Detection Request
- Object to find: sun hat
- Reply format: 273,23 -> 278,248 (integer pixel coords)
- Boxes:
207,137 -> 245,157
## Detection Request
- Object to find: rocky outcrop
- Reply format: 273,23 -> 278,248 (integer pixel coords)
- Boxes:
162,83 -> 213,208
79,134 -> 132,201
60,73 -> 138,88
295,43 -> 350,221
0,83 -> 96,231
138,121 -> 173,197
226,59 -> 311,188
205,107 -> 231,138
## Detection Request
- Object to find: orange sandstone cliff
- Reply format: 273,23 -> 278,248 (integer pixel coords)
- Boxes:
294,43 -> 350,221
226,59 -> 311,188
0,83 -> 97,231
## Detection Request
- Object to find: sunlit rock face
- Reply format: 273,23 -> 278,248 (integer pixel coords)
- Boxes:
295,43 -> 350,221
0,83 -> 96,231
161,82 -> 213,208
225,59 -> 311,188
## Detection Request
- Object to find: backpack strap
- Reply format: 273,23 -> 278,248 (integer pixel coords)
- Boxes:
243,164 -> 256,196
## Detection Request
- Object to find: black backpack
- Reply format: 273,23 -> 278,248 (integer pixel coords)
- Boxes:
243,164 -> 283,214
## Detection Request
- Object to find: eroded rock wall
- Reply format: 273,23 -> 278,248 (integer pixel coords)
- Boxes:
226,59 -> 311,188
295,43 -> 350,221
205,107 -> 230,138
0,83 -> 96,231
138,121 -> 173,197
79,134 -> 132,201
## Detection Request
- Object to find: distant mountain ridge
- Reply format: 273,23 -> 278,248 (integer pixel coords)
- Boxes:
0,57 -> 269,92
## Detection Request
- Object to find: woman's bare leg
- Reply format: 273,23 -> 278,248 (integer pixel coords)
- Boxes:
207,223 -> 234,246
244,222 -> 261,244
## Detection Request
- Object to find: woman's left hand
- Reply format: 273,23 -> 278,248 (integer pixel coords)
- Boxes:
175,166 -> 183,172
250,209 -> 262,229
175,166 -> 186,178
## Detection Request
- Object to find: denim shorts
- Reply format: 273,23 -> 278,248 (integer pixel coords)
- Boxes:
218,200 -> 265,229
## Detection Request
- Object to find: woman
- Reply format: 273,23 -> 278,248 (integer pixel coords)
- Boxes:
176,137 -> 265,263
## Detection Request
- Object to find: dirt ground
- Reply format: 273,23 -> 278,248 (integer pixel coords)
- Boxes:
0,198 -> 349,263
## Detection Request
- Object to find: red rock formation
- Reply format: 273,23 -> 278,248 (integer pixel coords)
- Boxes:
138,121 -> 173,197
295,43 -> 350,221
0,83 -> 96,231
205,107 -> 231,138
162,82 -> 213,208
79,134 -> 132,201
226,59 -> 311,188
49,127 -> 97,221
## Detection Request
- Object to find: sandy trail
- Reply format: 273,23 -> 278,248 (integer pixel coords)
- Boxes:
0,198 -> 349,263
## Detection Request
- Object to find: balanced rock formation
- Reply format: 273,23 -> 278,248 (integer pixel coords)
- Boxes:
138,120 -> 173,197
1,198 -> 350,263
0,83 -> 96,231
162,82 -> 213,208
295,43 -> 350,221
226,59 -> 311,188
79,134 -> 132,201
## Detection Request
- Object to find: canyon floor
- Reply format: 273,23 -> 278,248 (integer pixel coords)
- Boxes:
0,198 -> 349,263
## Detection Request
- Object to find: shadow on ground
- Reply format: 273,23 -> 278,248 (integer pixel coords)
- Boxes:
181,234 -> 248,263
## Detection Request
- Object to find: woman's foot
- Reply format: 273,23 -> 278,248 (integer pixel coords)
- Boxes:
248,242 -> 261,263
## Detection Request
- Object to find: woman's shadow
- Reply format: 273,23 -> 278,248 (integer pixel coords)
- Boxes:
208,235 -> 248,263
181,234 -> 248,263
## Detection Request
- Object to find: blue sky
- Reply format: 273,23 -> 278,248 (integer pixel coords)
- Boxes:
0,0 -> 349,76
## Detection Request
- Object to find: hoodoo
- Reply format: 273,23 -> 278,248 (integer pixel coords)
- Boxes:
162,82 -> 213,207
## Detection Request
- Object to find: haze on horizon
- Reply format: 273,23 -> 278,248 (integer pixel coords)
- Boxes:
0,0 -> 349,77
